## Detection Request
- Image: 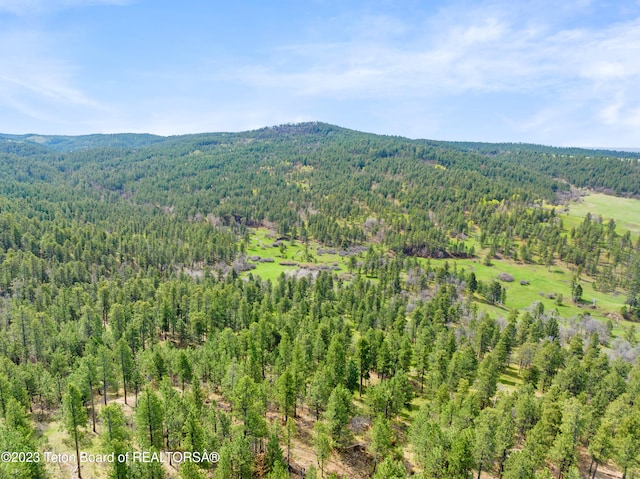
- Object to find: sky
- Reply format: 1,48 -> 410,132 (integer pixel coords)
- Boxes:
1,0 -> 640,147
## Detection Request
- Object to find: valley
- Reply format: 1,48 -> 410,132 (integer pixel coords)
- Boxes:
1,124 -> 639,479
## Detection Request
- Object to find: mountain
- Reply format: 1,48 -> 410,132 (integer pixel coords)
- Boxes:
1,122 -> 639,479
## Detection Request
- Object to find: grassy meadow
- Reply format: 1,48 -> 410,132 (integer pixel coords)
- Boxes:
564,192 -> 640,240
244,192 -> 640,347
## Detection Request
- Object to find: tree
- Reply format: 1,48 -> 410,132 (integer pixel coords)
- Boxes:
587,418 -> 613,479
468,272 -> 478,293
372,458 -> 407,479
183,407 -> 205,453
314,421 -> 333,478
474,408 -> 498,479
308,367 -> 332,420
215,433 -> 254,479
324,384 -> 354,445
495,399 -> 516,479
265,423 -> 285,474
449,427 -> 476,479
231,375 -> 266,440
177,350 -> 193,392
0,400 -> 47,479
410,408 -> 448,479
284,416 -> 296,464
180,462 -> 205,479
97,344 -> 117,405
62,383 -> 87,479
514,385 -> 539,443
115,338 -> 134,405
488,280 -> 505,305
533,340 -> 564,392
605,399 -> 640,479
161,378 -> 186,452
549,398 -> 583,479
502,450 -> 536,479
136,387 -> 164,450
305,465 -> 318,479
475,353 -> 499,408
276,367 -> 297,421
326,333 -> 347,387
355,336 -> 371,396
266,462 -> 289,479
100,403 -> 131,479
369,415 -> 395,472
78,355 -> 99,432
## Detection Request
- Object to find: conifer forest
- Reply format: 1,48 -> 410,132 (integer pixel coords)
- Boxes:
1,123 -> 640,479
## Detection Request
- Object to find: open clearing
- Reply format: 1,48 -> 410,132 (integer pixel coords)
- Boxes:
564,192 -> 640,239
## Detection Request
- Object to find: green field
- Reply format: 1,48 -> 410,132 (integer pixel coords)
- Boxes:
428,256 -> 627,320
244,191 -> 640,343
244,228 -> 349,281
564,192 -> 640,239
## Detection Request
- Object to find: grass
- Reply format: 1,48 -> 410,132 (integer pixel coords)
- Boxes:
498,365 -> 525,392
243,227 -> 351,282
427,191 -> 640,323
244,190 -> 639,338
564,192 -> 640,240
42,419 -> 107,479
426,255 -> 627,321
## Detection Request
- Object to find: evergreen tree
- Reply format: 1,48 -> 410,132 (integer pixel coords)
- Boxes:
62,383 -> 87,479
474,408 -> 498,479
369,415 -> 395,472
324,384 -> 354,445
314,421 -> 333,479
100,403 -> 131,479
136,387 -> 164,450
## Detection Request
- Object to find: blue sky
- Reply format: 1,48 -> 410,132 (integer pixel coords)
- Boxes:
1,0 -> 640,147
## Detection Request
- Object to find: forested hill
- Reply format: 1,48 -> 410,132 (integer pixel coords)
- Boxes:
0,132 -> 166,152
2,122 -> 640,250
442,140 -> 640,196
2,122 -> 640,479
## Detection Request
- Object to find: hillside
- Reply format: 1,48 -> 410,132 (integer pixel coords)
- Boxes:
1,123 -> 639,479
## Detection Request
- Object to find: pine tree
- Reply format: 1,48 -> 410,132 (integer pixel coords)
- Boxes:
474,408 -> 498,479
276,367 -> 297,421
314,421 -> 332,479
355,336 -> 371,396
100,403 -> 131,479
324,384 -> 354,445
115,338 -> 134,405
475,353 -> 499,408
62,383 -> 87,479
369,415 -> 395,472
136,387 -> 164,450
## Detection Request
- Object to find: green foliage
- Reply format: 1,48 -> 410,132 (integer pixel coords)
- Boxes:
100,403 -> 131,479
324,384 -> 354,445
0,402 -> 47,479
136,387 -> 164,450
62,383 -> 87,478
265,423 -> 285,474
215,433 -> 254,479
410,405 -> 475,479
314,421 -> 333,478
369,415 -> 395,467
1,125 -> 640,479
372,458 -> 407,479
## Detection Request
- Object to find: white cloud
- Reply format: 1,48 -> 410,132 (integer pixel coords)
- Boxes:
0,28 -> 108,133
225,2 -> 640,145
1,0 -> 638,145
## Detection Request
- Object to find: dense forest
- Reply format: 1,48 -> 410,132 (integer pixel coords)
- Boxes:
1,122 -> 639,479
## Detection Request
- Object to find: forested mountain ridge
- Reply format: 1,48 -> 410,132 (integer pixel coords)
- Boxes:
443,140 -> 640,197
1,123 -> 640,479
